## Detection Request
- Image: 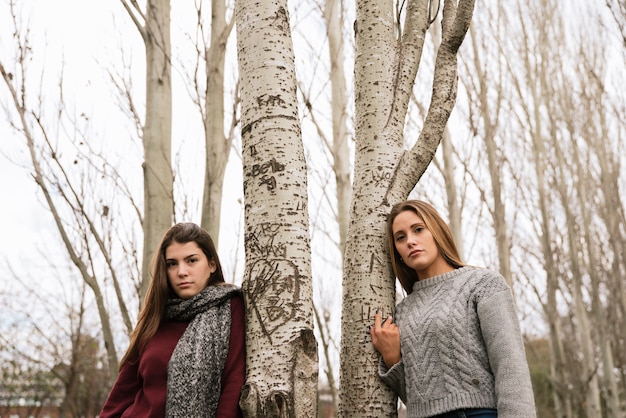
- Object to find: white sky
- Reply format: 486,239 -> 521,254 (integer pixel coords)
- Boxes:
1,0 -> 127,261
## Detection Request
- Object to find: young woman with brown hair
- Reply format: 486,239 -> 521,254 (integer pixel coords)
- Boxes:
100,223 -> 245,417
370,200 -> 536,417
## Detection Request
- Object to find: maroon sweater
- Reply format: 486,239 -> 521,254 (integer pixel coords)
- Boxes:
99,296 -> 245,417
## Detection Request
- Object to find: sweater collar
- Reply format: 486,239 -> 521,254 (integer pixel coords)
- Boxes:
412,266 -> 471,292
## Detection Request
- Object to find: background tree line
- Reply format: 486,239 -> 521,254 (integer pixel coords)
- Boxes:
1,0 -> 624,417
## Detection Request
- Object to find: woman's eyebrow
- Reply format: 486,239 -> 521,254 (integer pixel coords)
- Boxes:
165,253 -> 199,262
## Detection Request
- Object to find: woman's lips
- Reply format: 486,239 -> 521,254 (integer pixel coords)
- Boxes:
408,249 -> 422,257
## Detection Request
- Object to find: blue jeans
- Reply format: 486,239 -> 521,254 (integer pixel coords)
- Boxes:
431,408 -> 497,418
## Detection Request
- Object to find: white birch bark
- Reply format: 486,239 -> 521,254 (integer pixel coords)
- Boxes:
235,1 -> 317,416
429,18 -> 464,258
339,0 -> 475,415
121,0 -> 174,302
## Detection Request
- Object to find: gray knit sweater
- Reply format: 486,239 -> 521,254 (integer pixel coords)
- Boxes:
379,266 -> 536,417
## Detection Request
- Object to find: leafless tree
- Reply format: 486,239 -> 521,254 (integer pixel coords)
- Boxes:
119,0 -> 175,302
236,0 -> 317,416
0,261 -> 109,417
180,0 -> 240,245
339,0 -> 475,415
0,4 -> 136,378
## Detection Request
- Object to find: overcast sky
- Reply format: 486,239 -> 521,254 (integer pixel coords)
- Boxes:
1,1 -> 219,240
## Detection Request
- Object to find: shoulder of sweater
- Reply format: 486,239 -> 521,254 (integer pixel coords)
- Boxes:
465,268 -> 513,305
461,266 -> 508,287
399,267 -> 510,305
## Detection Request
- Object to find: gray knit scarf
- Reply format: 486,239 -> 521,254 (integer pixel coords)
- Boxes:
164,284 -> 242,418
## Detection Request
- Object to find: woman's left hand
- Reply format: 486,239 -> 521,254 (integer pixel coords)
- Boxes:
370,311 -> 401,368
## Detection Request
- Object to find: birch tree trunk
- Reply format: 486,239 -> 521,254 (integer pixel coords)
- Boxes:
428,19 -> 464,258
324,0 -> 351,254
121,0 -> 174,302
235,1 -> 317,416
439,129 -> 464,258
339,0 -> 475,415
593,121 -> 626,415
592,93 -> 626,376
528,116 -> 572,418
558,39 -> 623,415
200,0 -> 236,245
570,136 -> 619,417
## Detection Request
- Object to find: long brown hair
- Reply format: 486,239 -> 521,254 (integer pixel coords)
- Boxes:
119,223 -> 225,368
387,200 -> 464,293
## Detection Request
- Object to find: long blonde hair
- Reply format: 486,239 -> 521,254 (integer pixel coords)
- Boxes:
387,200 -> 464,293
119,223 -> 225,368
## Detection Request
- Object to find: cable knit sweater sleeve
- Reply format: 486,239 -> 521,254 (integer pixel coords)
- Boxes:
477,280 -> 536,417
378,359 -> 407,403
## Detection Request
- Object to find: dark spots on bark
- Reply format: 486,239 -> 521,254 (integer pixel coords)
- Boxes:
300,329 -> 317,359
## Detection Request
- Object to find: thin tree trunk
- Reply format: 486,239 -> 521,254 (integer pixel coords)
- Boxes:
439,129 -> 464,258
556,182 -> 602,417
467,22 -> 512,286
324,0 -> 351,255
200,0 -> 235,245
575,63 -> 624,417
508,2 -> 573,414
0,62 -> 120,379
314,303 -> 339,415
121,0 -> 175,303
428,18 -> 464,258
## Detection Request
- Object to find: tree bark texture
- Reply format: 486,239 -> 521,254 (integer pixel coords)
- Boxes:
324,0 -> 352,255
201,0 -> 234,246
236,1 -> 318,416
339,0 -> 475,416
139,0 -> 174,302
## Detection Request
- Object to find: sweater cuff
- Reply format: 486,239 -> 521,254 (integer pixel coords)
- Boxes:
379,358 -> 406,402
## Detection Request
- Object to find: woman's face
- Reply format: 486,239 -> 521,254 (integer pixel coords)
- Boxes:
165,241 -> 216,299
391,210 -> 451,280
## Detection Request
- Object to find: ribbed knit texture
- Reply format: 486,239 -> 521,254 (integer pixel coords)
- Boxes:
379,267 -> 536,418
165,284 -> 242,418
